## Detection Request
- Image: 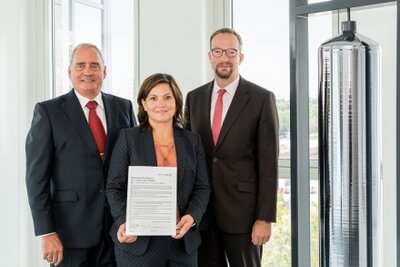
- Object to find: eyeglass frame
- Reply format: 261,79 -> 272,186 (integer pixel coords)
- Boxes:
210,48 -> 241,58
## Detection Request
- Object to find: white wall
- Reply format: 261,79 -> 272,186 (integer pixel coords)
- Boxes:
134,0 -> 220,98
0,0 -> 51,265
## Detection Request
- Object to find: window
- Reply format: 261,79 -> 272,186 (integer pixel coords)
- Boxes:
53,0 -> 134,101
232,1 -> 292,266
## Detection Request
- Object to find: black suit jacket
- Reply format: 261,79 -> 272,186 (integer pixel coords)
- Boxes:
25,89 -> 136,248
185,76 -> 279,233
106,126 -> 210,255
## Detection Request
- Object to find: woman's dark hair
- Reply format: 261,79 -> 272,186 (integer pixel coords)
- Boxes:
137,73 -> 184,129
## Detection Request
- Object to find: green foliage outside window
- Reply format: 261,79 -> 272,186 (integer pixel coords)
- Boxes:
261,97 -> 320,266
262,193 -> 319,266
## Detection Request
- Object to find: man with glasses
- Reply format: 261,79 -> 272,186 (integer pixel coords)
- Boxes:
185,28 -> 279,267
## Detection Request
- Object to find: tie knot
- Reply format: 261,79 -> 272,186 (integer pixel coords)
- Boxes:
218,89 -> 226,97
86,101 -> 98,110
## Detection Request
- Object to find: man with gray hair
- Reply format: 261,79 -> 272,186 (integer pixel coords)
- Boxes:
26,43 -> 136,266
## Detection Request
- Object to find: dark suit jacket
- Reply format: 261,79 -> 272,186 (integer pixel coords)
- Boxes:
25,89 -> 136,248
106,126 -> 210,255
185,76 -> 279,234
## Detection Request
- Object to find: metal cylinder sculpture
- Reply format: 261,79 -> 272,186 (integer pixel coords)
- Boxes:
318,20 -> 381,267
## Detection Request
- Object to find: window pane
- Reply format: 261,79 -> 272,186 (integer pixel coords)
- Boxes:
53,0 -> 135,102
73,3 -> 102,47
310,5 -> 394,266
233,1 -> 291,266
107,0 -> 135,101
54,0 -> 71,96
53,1 -> 103,97
308,11 -> 333,266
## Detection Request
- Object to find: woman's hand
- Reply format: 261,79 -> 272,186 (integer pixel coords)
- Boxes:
172,214 -> 194,239
117,223 -> 138,243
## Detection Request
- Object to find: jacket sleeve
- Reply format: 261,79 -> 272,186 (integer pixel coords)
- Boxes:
25,103 -> 56,236
256,92 -> 279,222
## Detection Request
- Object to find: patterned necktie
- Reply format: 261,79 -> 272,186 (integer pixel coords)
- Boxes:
86,101 -> 106,159
212,89 -> 226,144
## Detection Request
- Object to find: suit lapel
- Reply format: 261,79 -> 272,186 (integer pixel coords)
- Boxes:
215,78 -> 250,150
199,83 -> 215,150
174,128 -> 185,192
61,90 -> 98,155
141,128 -> 158,166
103,93 -> 118,160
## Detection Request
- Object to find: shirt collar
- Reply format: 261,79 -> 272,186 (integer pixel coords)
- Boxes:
212,75 -> 240,96
74,89 -> 105,110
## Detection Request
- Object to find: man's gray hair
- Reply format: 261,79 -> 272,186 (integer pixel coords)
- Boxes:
69,43 -> 105,66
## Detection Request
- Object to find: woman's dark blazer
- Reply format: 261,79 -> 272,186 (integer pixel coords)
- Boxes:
106,126 -> 210,256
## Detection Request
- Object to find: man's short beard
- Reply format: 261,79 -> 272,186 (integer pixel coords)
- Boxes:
215,69 -> 232,79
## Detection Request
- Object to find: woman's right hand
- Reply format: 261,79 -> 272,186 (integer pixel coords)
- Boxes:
117,223 -> 138,243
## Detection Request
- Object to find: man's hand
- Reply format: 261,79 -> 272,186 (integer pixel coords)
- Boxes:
251,220 -> 272,246
172,215 -> 194,239
117,223 -> 137,243
41,233 -> 63,266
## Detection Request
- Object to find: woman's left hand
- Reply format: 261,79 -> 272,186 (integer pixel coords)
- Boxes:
172,214 -> 194,239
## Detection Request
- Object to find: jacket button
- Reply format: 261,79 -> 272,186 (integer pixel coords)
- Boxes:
213,157 -> 218,163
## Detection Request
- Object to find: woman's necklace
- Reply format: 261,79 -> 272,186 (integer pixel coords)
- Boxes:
155,142 -> 174,161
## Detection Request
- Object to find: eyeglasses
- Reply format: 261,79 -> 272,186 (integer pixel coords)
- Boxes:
210,48 -> 240,58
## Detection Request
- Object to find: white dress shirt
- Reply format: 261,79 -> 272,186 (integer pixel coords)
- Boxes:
210,76 -> 240,127
74,90 -> 108,134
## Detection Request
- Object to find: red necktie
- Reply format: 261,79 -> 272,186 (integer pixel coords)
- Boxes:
86,101 -> 106,159
212,89 -> 226,144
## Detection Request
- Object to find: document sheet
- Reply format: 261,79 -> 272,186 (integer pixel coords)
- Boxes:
126,166 -> 177,236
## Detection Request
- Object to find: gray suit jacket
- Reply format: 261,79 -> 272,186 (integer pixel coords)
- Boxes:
26,89 -> 136,248
106,126 -> 210,255
185,76 -> 279,233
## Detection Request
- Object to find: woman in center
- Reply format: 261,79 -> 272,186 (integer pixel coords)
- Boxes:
106,73 -> 210,266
